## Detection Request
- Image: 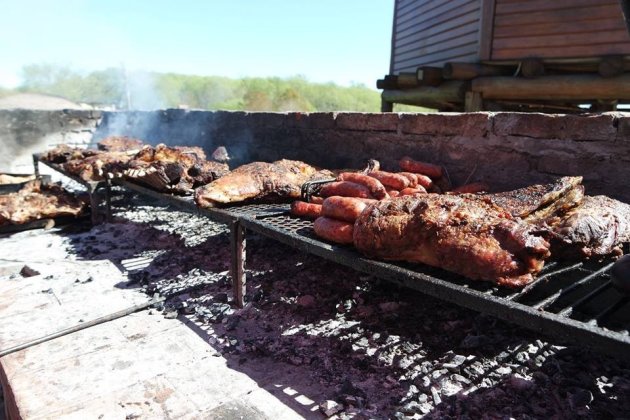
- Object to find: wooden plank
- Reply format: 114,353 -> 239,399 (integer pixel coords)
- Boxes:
394,17 -> 479,53
394,43 -> 478,70
495,0 -> 618,15
493,29 -> 630,50
494,18 -> 628,38
396,2 -> 480,43
395,32 -> 479,63
492,43 -> 630,60
395,22 -> 479,56
494,4 -> 621,27
397,0 -> 467,27
396,0 -> 478,32
395,53 -> 479,73
396,0 -> 440,17
479,0 -> 496,60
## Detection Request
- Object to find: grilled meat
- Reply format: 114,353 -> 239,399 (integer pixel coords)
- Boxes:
0,174 -> 35,185
485,176 -> 583,218
97,136 -> 144,152
195,159 -> 334,206
353,194 -> 551,287
544,195 -> 630,259
63,151 -> 134,182
42,144 -> 99,164
125,144 -> 228,194
0,180 -> 85,226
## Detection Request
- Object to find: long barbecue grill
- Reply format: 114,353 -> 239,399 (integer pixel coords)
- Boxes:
33,154 -> 630,359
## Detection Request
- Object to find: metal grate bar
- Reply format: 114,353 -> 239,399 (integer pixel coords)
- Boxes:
531,263 -> 614,310
508,262 -> 584,301
557,280 -> 616,317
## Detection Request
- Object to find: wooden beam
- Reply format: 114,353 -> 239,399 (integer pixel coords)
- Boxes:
381,81 -> 467,107
472,74 -> 630,100
465,91 -> 484,111
443,62 -> 513,80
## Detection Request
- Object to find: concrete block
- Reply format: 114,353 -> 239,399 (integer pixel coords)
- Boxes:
493,112 -> 616,141
336,112 -> 399,131
400,112 -> 491,137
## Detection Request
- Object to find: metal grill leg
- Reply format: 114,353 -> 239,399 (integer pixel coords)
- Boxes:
105,179 -> 113,222
33,154 -> 40,178
230,221 -> 246,308
87,184 -> 100,225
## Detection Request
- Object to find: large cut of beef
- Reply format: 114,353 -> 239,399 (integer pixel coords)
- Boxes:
353,194 -> 551,287
195,159 -> 334,207
125,144 -> 229,194
42,145 -> 134,182
543,195 -> 630,259
0,180 -> 85,226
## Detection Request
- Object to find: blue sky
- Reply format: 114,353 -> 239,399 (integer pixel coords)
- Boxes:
0,0 -> 394,89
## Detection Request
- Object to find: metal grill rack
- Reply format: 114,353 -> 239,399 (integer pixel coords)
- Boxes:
33,154 -> 111,225
31,154 -> 630,358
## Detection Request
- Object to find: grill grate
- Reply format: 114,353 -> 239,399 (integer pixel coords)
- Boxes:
35,156 -> 630,358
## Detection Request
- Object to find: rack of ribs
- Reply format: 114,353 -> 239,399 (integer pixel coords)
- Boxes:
195,159 -> 334,207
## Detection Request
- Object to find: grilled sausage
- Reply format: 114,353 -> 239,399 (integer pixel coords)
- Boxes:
313,217 -> 354,244
308,196 -> 324,204
290,201 -> 322,219
399,156 -> 443,178
320,181 -> 374,199
400,186 -> 427,196
398,172 -> 418,188
367,171 -> 409,191
322,196 -> 368,223
387,189 -> 400,198
449,182 -> 490,194
337,172 -> 388,199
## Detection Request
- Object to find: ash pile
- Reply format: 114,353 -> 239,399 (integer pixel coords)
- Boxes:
49,195 -> 630,418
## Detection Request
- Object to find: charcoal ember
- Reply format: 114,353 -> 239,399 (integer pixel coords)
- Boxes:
319,400 -> 343,417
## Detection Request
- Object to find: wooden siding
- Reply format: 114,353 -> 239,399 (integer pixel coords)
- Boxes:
391,0 -> 482,74
492,0 -> 630,60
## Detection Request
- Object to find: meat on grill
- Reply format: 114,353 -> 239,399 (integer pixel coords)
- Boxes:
0,180 -> 85,226
63,151 -> 135,181
42,144 -> 99,164
544,195 -> 630,259
97,136 -> 144,152
485,176 -> 584,218
125,144 -> 229,194
353,194 -> 551,287
194,159 -> 334,206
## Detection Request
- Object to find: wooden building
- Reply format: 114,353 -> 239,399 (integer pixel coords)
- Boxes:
380,0 -> 630,112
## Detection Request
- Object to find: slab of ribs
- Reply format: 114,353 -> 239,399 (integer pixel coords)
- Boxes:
0,180 -> 85,227
195,159 -> 334,207
354,176 -> 630,287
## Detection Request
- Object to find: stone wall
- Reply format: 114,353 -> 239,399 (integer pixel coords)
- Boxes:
94,110 -> 630,202
1,109 -> 628,202
0,110 -> 100,173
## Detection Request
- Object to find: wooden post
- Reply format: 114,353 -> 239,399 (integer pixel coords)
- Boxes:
465,91 -> 483,111
230,221 -> 246,308
381,98 -> 394,112
598,56 -> 625,78
416,66 -> 443,87
381,81 -> 467,107
443,62 -> 513,80
521,58 -> 545,78
472,74 -> 630,100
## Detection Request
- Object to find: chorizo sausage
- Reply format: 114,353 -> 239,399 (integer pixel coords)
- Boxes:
290,201 -> 322,219
321,196 -> 368,223
386,189 -> 400,198
308,196 -> 324,204
367,171 -> 409,191
337,172 -> 388,200
320,181 -> 374,199
313,217 -> 354,244
398,172 -> 418,188
399,156 -> 443,178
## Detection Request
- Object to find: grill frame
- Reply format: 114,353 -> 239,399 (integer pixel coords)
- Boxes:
33,154 -> 630,359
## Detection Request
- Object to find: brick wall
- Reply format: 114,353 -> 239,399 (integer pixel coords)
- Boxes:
2,109 -> 628,202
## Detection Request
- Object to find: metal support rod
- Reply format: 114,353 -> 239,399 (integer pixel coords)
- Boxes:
0,297 -> 164,358
87,184 -> 100,225
105,179 -> 113,222
32,154 -> 40,178
230,221 -> 246,308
